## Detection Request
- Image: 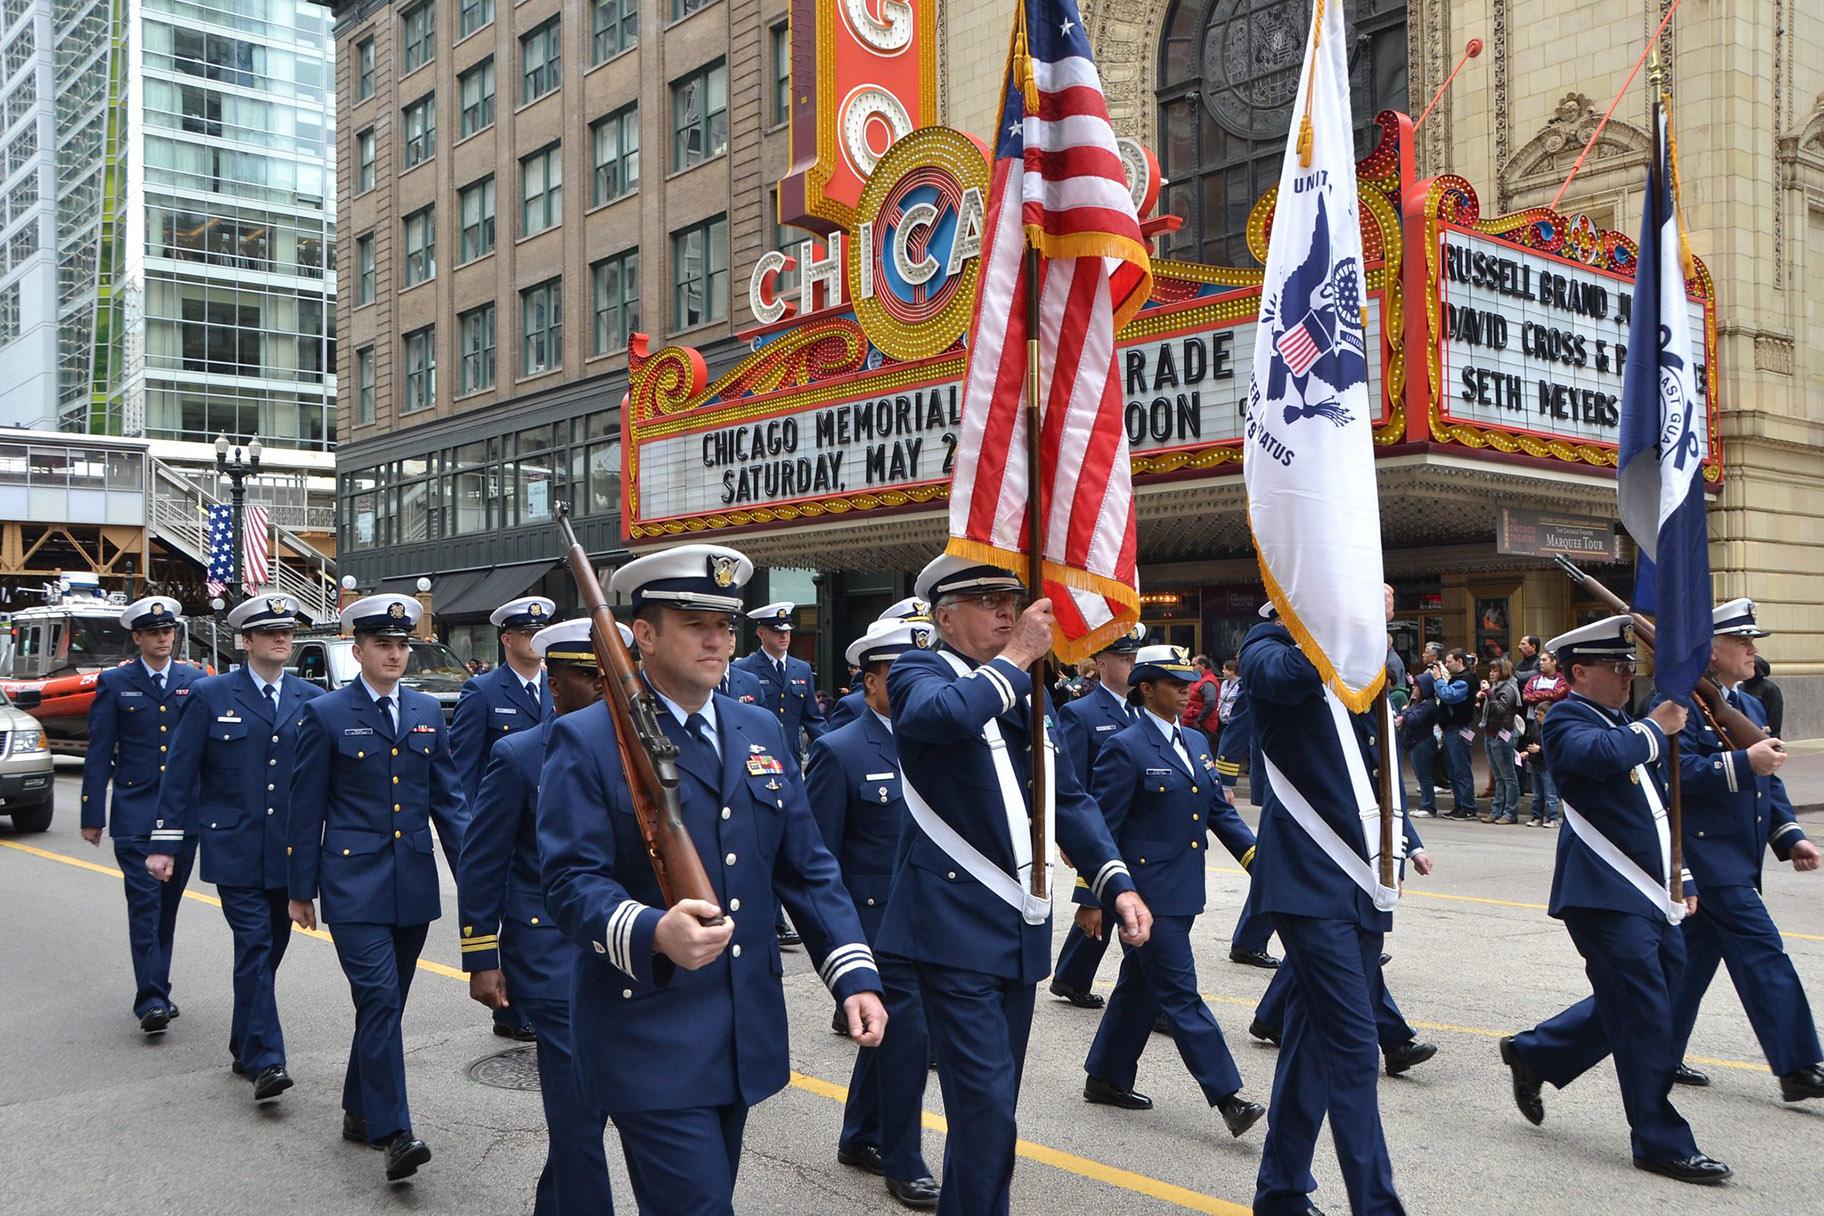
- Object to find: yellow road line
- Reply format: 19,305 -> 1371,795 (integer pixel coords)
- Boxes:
1205,862 -> 1824,941
3,836 -> 1233,1212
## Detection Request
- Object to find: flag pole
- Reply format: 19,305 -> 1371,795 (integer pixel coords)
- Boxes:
1377,688 -> 1395,888
1023,241 -> 1049,901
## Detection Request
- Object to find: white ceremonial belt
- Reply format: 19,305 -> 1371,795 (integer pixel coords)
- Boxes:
900,651 -> 1056,926
1560,760 -> 1682,925
1258,690 -> 1399,913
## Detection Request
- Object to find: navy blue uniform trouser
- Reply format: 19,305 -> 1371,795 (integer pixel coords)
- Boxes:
113,837 -> 198,1016
916,962 -> 1037,1216
516,996 -> 614,1216
1510,907 -> 1698,1162
613,1102 -> 748,1216
330,920 -> 429,1142
1086,915 -> 1244,1105
1051,920 -> 1110,994
1670,883 -> 1820,1078
1254,953 -> 1416,1050
1254,914 -> 1404,1216
1231,878 -> 1274,955
839,951 -> 932,1181
218,884 -> 291,1071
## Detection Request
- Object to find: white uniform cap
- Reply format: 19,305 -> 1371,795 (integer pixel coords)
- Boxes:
845,619 -> 935,669
340,593 -> 422,636
227,593 -> 304,633
489,596 -> 557,629
1711,598 -> 1769,638
748,601 -> 795,630
121,596 -> 183,631
609,544 -> 753,614
914,553 -> 1024,604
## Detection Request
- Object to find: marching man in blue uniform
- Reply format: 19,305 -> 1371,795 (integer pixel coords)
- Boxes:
808,618 -> 940,1209
288,593 -> 467,1182
828,597 -> 930,730
736,600 -> 827,756
537,544 -> 886,1216
1498,617 -> 1731,1185
449,594 -> 556,1041
1049,624 -> 1144,1009
1079,644 -> 1266,1137
884,554 -> 1152,1216
1663,599 -> 1824,1103
1239,604 -> 1407,1216
458,617 -> 615,1215
149,593 -> 322,1099
718,626 -> 764,704
81,595 -> 204,1035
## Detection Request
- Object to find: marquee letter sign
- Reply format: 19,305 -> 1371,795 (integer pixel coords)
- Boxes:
779,0 -> 939,235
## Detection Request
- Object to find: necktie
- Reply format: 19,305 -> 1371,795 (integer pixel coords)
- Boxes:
776,659 -> 786,681
1171,727 -> 1191,773
152,671 -> 165,694
685,712 -> 718,761
1727,689 -> 1742,712
379,694 -> 396,738
1127,703 -> 1140,722
266,684 -> 279,714
525,680 -> 538,702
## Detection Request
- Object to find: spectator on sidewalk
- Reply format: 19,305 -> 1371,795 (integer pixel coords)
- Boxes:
1480,658 -> 1522,824
1183,654 -> 1223,739
1400,643 -> 1444,817
1434,649 -> 1478,818
1520,652 -> 1564,826
1742,654 -> 1785,738
1513,635 -> 1542,682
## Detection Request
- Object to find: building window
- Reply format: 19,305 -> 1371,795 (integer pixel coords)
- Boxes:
590,104 -> 638,205
458,176 -> 495,261
356,37 -> 375,99
1155,0 -> 1407,266
459,303 -> 496,393
402,94 -> 436,168
459,58 -> 494,137
672,0 -> 713,20
356,345 -> 375,423
770,22 -> 789,125
521,278 -> 562,376
355,233 -> 375,304
403,205 -> 436,287
0,282 -> 21,345
671,60 -> 727,171
520,143 -> 562,235
591,0 -> 636,63
671,214 -> 726,329
592,249 -> 639,355
520,17 -> 562,105
356,128 -> 375,192
458,0 -> 492,39
401,1 -> 436,74
403,326 -> 437,411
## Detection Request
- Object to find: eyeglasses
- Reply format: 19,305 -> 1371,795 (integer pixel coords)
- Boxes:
1591,660 -> 1636,675
953,590 -> 1026,613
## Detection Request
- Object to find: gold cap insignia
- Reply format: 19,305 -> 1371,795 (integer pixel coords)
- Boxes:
387,602 -> 407,619
710,555 -> 738,587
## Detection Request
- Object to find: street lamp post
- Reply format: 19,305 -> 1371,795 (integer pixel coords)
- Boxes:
214,433 -> 262,606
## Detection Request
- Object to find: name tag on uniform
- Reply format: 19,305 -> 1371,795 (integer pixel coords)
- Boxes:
343,727 -> 374,736
215,714 -> 242,724
746,755 -> 784,775
121,690 -> 144,699
494,706 -> 518,715
1144,766 -> 1175,776
864,771 -> 896,781
1094,724 -> 1118,732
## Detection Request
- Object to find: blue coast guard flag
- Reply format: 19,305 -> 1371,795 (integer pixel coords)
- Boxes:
1616,100 -> 1711,702
1242,0 -> 1385,713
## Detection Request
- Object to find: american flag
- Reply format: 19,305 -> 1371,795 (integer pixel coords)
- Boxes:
204,503 -> 272,596
946,0 -> 1150,662
1275,309 -> 1335,378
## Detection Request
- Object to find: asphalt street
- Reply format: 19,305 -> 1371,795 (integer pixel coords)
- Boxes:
3,759 -> 1821,1215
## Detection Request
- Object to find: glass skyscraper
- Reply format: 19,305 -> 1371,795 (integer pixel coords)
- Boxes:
45,0 -> 337,449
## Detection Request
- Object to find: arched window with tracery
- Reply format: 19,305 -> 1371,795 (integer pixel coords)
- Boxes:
1156,0 -> 1408,268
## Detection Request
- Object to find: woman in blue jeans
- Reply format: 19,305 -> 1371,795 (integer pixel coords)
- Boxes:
1479,658 -> 1522,823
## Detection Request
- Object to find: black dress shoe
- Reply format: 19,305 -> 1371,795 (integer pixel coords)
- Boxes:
1633,1153 -> 1731,1185
383,1131 -> 432,1181
492,1022 -> 537,1042
1378,952 -> 1392,966
230,1058 -> 246,1077
139,1007 -> 171,1035
838,1144 -> 885,1175
1249,1018 -> 1282,1046
1779,1063 -> 1824,1102
1228,947 -> 1279,969
1048,981 -> 1104,1009
1084,1075 -> 1152,1110
1672,1062 -> 1710,1087
884,1175 -> 940,1209
1499,1036 -> 1544,1125
167,1004 -> 180,1020
253,1066 -> 294,1101
1151,1013 -> 1171,1035
342,1113 -> 376,1147
1384,1039 -> 1438,1077
1216,1093 -> 1266,1137
776,928 -> 803,949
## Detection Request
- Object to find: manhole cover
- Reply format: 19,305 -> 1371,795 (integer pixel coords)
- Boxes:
466,1044 -> 542,1091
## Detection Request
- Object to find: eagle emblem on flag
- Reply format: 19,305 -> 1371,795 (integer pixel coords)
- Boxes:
1258,193 -> 1367,427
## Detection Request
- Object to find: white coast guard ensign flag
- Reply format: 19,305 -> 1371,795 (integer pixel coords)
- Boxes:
1242,0 -> 1386,711
946,0 -> 1150,663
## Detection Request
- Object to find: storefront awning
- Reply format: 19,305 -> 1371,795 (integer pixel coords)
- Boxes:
429,560 -> 560,619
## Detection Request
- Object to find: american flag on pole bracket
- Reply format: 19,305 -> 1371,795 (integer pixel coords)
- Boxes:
204,504 -> 234,598
203,502 -> 272,596
945,0 -> 1151,663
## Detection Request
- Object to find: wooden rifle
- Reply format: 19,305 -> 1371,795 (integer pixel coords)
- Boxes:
556,504 -> 723,920
1553,556 -> 1771,749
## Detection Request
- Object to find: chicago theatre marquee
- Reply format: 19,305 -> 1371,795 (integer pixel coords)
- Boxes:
620,0 -> 1722,670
